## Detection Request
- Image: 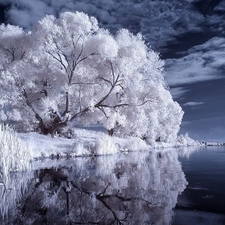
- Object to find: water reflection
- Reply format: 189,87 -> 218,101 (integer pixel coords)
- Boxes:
0,148 -> 196,225
0,169 -> 35,222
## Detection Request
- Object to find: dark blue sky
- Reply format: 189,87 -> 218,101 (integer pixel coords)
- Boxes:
0,0 -> 225,141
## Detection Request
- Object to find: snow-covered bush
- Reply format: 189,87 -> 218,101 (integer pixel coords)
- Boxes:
120,136 -> 149,152
176,133 -> 200,146
0,124 -> 31,182
0,11 -> 184,143
95,134 -> 118,155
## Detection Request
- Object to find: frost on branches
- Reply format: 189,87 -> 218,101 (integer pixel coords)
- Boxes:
0,11 -> 183,143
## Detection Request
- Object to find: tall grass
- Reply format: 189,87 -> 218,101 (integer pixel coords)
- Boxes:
95,134 -> 118,155
0,124 -> 31,185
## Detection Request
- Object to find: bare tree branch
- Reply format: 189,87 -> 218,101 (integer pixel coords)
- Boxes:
98,76 -> 113,86
0,45 -> 16,61
96,106 -> 109,118
47,51 -> 68,73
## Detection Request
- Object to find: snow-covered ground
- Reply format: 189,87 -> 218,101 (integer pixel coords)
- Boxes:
18,126 -> 200,160
0,123 -> 200,188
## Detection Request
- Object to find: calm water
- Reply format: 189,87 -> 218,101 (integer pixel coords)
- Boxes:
0,146 -> 225,224
173,146 -> 225,225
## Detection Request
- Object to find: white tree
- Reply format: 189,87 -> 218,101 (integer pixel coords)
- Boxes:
0,24 -> 31,126
0,11 -> 183,142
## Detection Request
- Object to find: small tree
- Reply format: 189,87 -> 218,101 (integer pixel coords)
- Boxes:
0,12 -> 183,142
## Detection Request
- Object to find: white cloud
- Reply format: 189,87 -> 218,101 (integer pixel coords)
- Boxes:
183,102 -> 204,107
2,0 -> 205,48
169,87 -> 188,99
7,8 -> 33,28
215,1 -> 225,10
5,0 -> 54,29
165,37 -> 225,86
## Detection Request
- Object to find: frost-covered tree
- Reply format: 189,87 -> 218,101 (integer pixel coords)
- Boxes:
0,11 -> 183,142
0,24 -> 31,125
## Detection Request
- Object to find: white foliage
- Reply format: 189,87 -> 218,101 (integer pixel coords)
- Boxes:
95,134 -> 118,155
59,11 -> 98,35
123,136 -> 149,151
85,31 -> 118,60
0,11 -> 184,143
176,133 -> 200,146
6,109 -> 22,121
0,110 -> 7,121
0,124 -> 31,186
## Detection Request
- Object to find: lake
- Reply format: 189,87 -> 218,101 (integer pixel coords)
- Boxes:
0,146 -> 225,224
173,146 -> 225,225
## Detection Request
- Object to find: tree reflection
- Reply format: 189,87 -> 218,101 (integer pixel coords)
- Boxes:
0,149 -> 190,224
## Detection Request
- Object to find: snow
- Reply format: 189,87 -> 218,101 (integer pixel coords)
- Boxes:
95,134 -> 118,155
17,126 -> 200,161
0,124 -> 32,188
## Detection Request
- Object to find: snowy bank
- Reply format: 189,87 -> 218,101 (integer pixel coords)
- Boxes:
18,127 -> 200,160
0,123 -> 200,196
0,124 -> 32,187
0,123 -> 200,177
0,124 -> 31,171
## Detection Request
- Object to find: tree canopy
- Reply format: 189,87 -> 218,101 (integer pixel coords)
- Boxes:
0,11 -> 183,143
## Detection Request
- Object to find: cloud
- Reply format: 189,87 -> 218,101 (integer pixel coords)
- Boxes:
205,1 -> 225,35
180,115 -> 225,142
0,0 -> 12,4
165,37 -> 225,86
169,87 -> 189,99
4,0 -> 54,29
183,102 -> 204,106
1,0 -> 205,49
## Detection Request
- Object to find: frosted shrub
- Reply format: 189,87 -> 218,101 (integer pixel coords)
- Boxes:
0,124 -> 31,181
95,134 -> 118,155
123,137 -> 149,151
176,133 -> 200,146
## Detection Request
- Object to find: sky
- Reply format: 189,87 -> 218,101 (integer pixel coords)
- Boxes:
0,0 -> 225,141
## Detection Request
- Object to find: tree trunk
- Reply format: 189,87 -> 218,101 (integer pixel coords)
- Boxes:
37,120 -> 67,135
108,128 -> 114,136
48,121 -> 68,135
